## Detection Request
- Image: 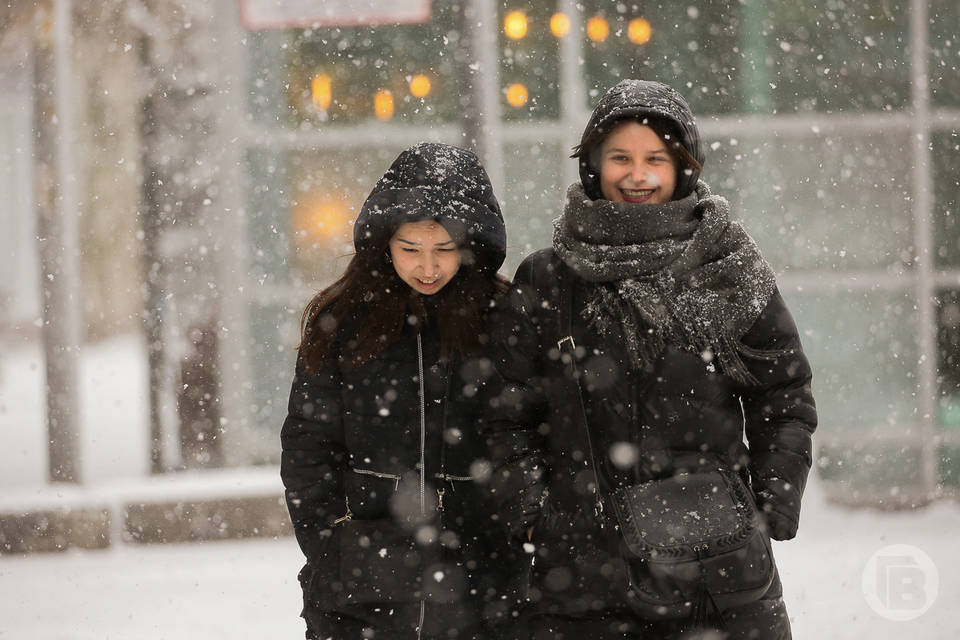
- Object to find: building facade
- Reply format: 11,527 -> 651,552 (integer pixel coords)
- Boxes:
2,0 -> 959,505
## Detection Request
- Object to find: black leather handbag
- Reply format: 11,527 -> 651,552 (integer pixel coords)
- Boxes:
606,459 -> 774,620
556,267 -> 774,622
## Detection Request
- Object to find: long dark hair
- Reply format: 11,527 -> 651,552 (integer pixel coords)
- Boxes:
298,240 -> 509,373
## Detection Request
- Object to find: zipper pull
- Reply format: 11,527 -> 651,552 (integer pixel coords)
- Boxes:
593,492 -> 606,528
436,487 -> 445,511
333,496 -> 353,525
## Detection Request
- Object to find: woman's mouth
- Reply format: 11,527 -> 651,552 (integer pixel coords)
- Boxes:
620,188 -> 656,203
416,277 -> 440,291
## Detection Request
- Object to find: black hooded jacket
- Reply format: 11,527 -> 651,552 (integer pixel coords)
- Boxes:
280,143 -> 520,637
489,83 -> 817,618
354,142 -> 507,272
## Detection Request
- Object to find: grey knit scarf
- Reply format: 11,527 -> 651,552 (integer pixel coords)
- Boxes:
553,181 -> 779,385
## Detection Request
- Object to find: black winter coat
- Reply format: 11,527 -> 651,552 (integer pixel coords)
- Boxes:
281,313 -> 519,636
490,249 -> 818,617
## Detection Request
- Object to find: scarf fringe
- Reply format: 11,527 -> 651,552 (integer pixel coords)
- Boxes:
564,180 -> 786,387
589,301 -> 786,387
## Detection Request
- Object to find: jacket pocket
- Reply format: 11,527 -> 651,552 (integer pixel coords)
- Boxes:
336,518 -> 423,607
345,467 -> 401,518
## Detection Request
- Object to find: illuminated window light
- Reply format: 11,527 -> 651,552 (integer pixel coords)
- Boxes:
586,16 -> 609,43
311,73 -> 332,111
550,13 -> 571,38
293,197 -> 352,243
374,89 -> 394,121
628,18 -> 652,44
409,74 -> 431,98
506,83 -> 529,107
504,10 -> 528,40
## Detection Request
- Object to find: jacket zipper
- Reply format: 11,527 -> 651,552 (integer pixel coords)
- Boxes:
352,467 -> 402,490
332,496 -> 352,525
416,332 -> 426,640
434,473 -> 474,482
416,599 -> 425,639
417,332 -> 426,517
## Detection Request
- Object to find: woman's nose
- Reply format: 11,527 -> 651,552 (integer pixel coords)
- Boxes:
419,253 -> 437,274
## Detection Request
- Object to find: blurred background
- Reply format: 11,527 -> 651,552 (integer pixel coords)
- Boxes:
1,0 -> 960,555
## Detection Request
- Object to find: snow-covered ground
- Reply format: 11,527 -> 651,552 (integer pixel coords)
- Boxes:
1,474 -> 958,639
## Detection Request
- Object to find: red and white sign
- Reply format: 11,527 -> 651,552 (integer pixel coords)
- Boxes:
239,0 -> 432,31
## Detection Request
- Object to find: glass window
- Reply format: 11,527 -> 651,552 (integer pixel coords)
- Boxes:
247,146 -> 409,288
936,288 -> 960,428
581,1 -> 909,116
796,288 -> 922,493
581,1 -> 742,115
249,302 -> 300,456
248,4 -> 462,128
498,2 -> 561,121
817,442 -> 924,492
500,141 -> 564,272
247,148 -> 294,286
932,130 -> 960,268
789,289 -> 918,434
941,444 -> 960,488
703,131 -> 913,272
286,147 -> 406,285
933,288 -> 960,488
765,0 -> 910,113
930,0 -> 960,108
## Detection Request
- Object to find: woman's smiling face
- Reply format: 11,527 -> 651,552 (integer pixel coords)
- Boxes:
388,220 -> 461,295
598,120 -> 677,204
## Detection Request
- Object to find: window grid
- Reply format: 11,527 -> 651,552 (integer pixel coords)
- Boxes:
216,0 -> 955,498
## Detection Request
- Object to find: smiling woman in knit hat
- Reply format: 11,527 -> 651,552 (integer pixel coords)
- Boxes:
280,142 -> 525,640
489,80 -> 818,639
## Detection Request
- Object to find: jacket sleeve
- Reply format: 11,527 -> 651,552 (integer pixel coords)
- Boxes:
740,289 -> 818,541
280,350 -> 348,561
484,255 -> 552,539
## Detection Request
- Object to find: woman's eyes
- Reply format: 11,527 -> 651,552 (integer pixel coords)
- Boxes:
609,154 -> 668,164
400,247 -> 456,253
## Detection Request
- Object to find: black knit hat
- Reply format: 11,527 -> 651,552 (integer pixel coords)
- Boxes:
574,80 -> 705,201
354,143 -> 507,272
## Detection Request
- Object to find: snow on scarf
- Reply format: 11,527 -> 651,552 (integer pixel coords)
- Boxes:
553,180 -> 780,385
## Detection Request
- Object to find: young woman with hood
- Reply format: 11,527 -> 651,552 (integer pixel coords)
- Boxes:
489,80 -> 818,639
280,142 -> 524,639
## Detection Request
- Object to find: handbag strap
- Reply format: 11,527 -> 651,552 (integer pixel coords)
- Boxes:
554,263 -> 607,523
